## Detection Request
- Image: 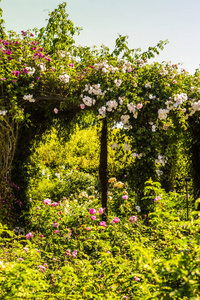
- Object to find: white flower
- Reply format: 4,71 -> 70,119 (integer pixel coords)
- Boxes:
23,94 -> 35,102
83,96 -> 94,107
39,63 -> 46,72
98,106 -> 106,118
121,115 -> 130,124
114,79 -> 122,87
110,143 -> 119,149
158,108 -> 169,120
152,125 -> 156,132
135,205 -> 141,212
0,110 -> 7,116
59,73 -> 69,83
124,143 -> 131,151
145,83 -> 151,88
26,67 -> 35,76
127,102 -> 136,113
118,97 -> 124,105
131,152 -> 137,157
106,100 -> 118,111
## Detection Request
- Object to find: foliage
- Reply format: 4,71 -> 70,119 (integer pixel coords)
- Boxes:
0,180 -> 199,299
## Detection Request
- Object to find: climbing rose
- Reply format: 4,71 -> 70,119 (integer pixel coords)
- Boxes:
98,208 -> 104,214
26,232 -> 33,239
129,216 -> 137,224
43,198 -> 51,205
99,221 -> 106,227
89,208 -> 96,215
111,217 -> 120,224
154,196 -> 161,202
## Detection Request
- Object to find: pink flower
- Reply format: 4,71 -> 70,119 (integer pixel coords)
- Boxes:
65,249 -> 71,256
40,235 -> 44,238
51,202 -> 58,207
39,265 -> 46,272
24,247 -> 29,252
122,195 -> 128,200
99,221 -> 106,227
89,208 -> 97,215
26,232 -> 33,239
137,103 -> 143,109
129,216 -> 137,224
54,108 -> 58,114
111,217 -> 120,224
72,250 -> 77,257
154,196 -> 161,202
91,216 -> 96,220
80,104 -> 85,109
37,207 -> 40,210
55,230 -> 59,234
53,222 -> 59,228
19,258 -> 24,261
134,276 -> 140,281
98,207 -> 104,215
86,227 -> 91,231
43,198 -> 51,205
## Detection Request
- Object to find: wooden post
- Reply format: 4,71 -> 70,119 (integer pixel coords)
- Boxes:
99,118 -> 108,221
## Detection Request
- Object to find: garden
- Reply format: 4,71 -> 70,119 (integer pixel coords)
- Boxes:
0,2 -> 200,299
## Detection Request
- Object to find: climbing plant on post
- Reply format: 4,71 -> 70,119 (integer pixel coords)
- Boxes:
99,118 -> 108,220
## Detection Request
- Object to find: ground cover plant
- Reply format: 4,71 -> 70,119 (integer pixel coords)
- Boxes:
0,1 -> 200,299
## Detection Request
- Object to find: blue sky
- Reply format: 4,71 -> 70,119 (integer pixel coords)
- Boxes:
1,0 -> 200,74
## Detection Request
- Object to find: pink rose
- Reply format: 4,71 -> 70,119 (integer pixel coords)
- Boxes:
99,221 -> 106,227
137,103 -> 143,109
26,232 -> 33,239
98,208 -> 104,215
43,198 -> 51,205
91,216 -> 96,220
129,216 -> 137,224
53,222 -> 59,228
122,195 -> 128,200
111,217 -> 120,224
154,196 -> 161,202
134,276 -> 140,281
89,208 -> 97,215
80,104 -> 85,109
51,202 -> 58,207
55,230 -> 59,234
54,108 -> 58,114
86,227 -> 91,231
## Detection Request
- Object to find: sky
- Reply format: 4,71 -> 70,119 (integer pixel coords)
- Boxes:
1,0 -> 200,74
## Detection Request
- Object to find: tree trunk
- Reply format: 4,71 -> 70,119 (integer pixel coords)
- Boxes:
99,118 -> 108,221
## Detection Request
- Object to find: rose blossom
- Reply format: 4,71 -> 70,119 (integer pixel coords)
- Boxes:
98,208 -> 104,215
129,216 -> 137,224
89,208 -> 96,215
99,221 -> 106,227
26,232 -> 33,239
111,217 -> 120,224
